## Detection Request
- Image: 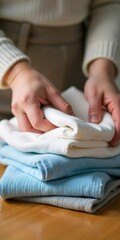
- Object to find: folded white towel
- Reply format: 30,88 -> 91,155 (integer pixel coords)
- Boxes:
0,86 -> 119,158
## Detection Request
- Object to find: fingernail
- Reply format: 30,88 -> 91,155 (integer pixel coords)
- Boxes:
89,115 -> 99,123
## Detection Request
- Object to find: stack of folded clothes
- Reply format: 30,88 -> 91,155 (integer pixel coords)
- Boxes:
0,87 -> 120,213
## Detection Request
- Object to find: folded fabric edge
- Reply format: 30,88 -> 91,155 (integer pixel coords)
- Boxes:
2,184 -> 120,214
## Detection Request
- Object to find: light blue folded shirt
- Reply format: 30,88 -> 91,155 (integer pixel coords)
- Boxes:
1,144 -> 120,181
1,144 -> 120,213
0,166 -> 120,213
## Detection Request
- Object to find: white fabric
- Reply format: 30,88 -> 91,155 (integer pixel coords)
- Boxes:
0,86 -> 120,158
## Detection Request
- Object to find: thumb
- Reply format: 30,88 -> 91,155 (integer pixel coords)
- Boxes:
88,95 -> 103,123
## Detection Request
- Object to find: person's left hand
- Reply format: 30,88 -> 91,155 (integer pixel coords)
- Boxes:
84,59 -> 120,147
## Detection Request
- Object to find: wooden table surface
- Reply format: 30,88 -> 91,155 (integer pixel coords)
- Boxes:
0,165 -> 120,240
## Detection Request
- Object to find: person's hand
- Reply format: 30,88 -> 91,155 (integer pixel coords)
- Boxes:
4,61 -> 73,133
84,59 -> 120,146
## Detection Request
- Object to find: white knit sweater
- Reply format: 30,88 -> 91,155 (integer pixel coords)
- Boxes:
0,0 -> 120,88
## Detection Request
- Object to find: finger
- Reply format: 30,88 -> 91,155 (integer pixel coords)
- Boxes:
26,103 -> 56,132
39,97 -> 49,106
17,112 -> 43,133
87,94 -> 103,123
109,106 -> 120,146
46,89 -> 74,115
110,131 -> 119,147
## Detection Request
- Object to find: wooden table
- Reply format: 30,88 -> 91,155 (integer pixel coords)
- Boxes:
0,165 -> 120,240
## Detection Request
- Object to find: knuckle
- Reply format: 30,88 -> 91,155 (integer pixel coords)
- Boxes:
20,94 -> 30,104
90,89 -> 98,99
51,88 -> 60,96
89,105 -> 99,112
31,118 -> 40,129
11,102 -> 18,114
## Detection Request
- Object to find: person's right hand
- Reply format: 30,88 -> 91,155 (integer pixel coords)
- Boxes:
4,61 -> 73,133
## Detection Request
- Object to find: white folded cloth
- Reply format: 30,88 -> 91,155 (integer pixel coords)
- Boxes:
0,86 -> 119,158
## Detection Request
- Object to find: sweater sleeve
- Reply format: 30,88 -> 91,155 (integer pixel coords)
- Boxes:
0,29 -> 30,89
82,0 -> 120,77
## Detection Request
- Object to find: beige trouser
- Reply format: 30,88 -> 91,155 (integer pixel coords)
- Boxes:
0,20 -> 86,118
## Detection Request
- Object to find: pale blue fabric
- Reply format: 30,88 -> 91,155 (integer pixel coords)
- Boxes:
0,166 -> 112,198
1,144 -> 120,181
1,144 -> 120,213
0,166 -> 120,213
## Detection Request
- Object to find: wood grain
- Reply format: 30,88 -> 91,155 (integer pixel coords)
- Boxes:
0,165 -> 120,240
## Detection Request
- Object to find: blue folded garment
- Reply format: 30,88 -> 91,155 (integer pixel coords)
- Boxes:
1,144 -> 120,213
0,166 -> 120,213
1,144 -> 120,181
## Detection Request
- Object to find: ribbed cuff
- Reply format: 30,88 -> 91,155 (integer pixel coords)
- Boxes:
0,38 -> 30,89
82,40 -> 120,77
